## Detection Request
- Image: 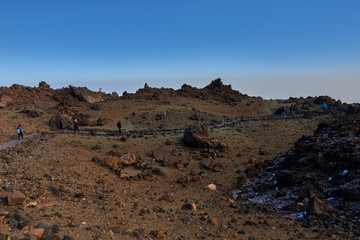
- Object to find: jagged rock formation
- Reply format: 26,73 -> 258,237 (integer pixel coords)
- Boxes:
0,82 -> 114,109
124,78 -> 248,105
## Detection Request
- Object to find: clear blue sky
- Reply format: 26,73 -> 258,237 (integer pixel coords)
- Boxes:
0,0 -> 359,103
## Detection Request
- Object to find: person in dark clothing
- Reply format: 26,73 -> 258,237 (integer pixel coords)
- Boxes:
280,107 -> 286,118
59,119 -> 63,130
290,105 -> 295,116
74,119 -> 80,132
117,120 -> 122,135
17,124 -> 24,140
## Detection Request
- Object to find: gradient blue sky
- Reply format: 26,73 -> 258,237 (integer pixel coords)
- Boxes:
0,1 -> 359,103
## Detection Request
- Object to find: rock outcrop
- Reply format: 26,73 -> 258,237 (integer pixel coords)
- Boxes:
236,113 -> 360,223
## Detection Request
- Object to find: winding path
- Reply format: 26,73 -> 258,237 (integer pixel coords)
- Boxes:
0,113 -> 328,151
0,135 -> 34,151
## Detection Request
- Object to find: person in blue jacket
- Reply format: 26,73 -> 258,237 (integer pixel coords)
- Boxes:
17,124 -> 24,140
322,101 -> 328,113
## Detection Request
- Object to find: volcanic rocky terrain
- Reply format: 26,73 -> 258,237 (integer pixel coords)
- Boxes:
0,79 -> 359,239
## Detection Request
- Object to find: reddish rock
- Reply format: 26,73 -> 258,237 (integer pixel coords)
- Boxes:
103,155 -> 123,170
156,230 -> 165,239
191,175 -> 205,182
120,173 -> 130,179
7,190 -> 26,206
176,164 -> 184,170
248,157 -> 256,164
191,202 -> 197,211
119,153 -> 136,166
103,153 -> 136,169
28,228 -> 44,240
176,176 -> 189,184
208,217 -> 218,225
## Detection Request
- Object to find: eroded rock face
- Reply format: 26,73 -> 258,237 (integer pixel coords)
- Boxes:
68,86 -> 104,103
183,123 -> 210,147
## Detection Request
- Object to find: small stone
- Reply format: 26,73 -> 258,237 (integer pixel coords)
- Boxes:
249,157 -> 256,164
120,173 -> 130,179
28,228 -> 44,240
191,202 -> 197,211
207,184 -> 216,191
177,164 -> 184,170
63,235 -> 74,240
208,217 -> 218,225
159,193 -> 174,202
156,230 -> 165,239
182,203 -> 196,211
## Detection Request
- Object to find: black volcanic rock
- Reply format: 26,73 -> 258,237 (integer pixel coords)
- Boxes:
236,113 -> 360,224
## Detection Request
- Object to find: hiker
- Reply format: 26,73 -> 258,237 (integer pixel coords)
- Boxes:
117,120 -> 122,135
290,105 -> 295,116
17,124 -> 24,140
74,119 -> 80,132
59,119 -> 63,130
280,107 -> 286,118
322,101 -> 328,113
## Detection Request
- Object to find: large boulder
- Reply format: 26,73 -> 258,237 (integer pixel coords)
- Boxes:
103,155 -> 123,172
183,123 -> 210,147
95,117 -> 110,126
49,114 -> 72,129
102,153 -> 136,170
73,113 -> 90,126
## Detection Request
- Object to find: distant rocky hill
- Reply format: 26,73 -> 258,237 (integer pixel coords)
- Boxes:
123,78 -> 249,105
0,79 -> 357,116
0,81 -> 115,108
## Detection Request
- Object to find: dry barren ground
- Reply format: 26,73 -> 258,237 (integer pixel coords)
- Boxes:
1,107 -> 334,239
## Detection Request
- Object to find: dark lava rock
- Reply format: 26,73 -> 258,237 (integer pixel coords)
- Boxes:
236,113 -> 360,229
10,209 -> 30,224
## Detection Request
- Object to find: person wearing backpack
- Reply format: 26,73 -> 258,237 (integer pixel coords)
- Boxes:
322,101 -> 328,113
17,124 -> 24,140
